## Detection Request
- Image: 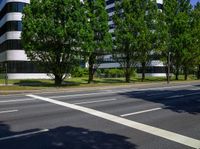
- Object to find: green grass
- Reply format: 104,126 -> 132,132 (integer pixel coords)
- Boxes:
0,75 -> 198,91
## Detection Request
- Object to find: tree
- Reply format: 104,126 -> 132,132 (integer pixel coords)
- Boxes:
163,0 -> 192,80
191,2 -> 200,79
113,0 -> 143,83
137,0 -> 159,82
85,0 -> 112,84
22,0 -> 91,86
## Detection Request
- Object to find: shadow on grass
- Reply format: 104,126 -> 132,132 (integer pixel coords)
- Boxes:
81,78 -> 127,84
0,122 -> 137,149
14,80 -> 81,87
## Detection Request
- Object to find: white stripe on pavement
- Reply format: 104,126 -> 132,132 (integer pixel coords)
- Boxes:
74,99 -> 117,105
0,110 -> 18,114
147,92 -> 170,96
50,85 -> 192,99
27,94 -> 200,149
0,98 -> 35,103
120,108 -> 162,117
0,129 -> 49,141
166,95 -> 184,99
166,92 -> 200,99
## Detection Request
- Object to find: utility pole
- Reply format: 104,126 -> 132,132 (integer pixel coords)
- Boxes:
167,52 -> 171,84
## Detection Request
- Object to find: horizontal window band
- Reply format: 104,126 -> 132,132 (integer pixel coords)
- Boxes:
0,2 -> 27,20
0,39 -> 22,53
0,21 -> 22,36
0,61 -> 44,73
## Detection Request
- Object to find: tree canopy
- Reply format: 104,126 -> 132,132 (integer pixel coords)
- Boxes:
22,0 -> 92,85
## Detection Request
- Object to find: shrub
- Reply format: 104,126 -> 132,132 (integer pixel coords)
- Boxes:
71,67 -> 88,77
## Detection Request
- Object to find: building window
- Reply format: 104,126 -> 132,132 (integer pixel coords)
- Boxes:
0,2 -> 26,20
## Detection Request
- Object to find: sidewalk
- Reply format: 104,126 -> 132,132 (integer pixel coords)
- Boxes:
0,80 -> 200,96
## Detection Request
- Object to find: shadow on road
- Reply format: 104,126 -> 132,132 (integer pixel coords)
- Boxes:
118,87 -> 200,115
0,122 -> 137,149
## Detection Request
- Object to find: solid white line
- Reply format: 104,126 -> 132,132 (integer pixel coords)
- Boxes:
121,108 -> 162,117
27,94 -> 200,149
0,98 -> 35,103
147,92 -> 170,96
50,85 -> 192,99
184,92 -> 200,96
0,129 -> 49,141
74,99 -> 117,105
166,95 -> 184,99
0,110 -> 18,114
166,92 -> 200,99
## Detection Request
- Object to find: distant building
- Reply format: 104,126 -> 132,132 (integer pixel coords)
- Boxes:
0,0 -> 166,79
99,0 -> 166,77
0,0 -> 49,79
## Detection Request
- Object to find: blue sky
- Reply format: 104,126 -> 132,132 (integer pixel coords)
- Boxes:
191,0 -> 200,5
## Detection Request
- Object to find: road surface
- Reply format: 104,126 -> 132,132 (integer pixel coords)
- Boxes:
0,83 -> 200,149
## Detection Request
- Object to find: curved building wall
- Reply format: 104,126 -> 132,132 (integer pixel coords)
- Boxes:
0,0 -> 165,79
0,0 -> 49,79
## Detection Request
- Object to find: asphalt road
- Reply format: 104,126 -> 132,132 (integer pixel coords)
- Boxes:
0,83 -> 200,149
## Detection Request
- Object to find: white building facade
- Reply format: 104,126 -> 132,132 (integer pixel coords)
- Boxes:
0,0 -> 49,79
0,0 -> 166,79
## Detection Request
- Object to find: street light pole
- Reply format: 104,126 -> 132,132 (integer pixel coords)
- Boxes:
167,52 -> 170,84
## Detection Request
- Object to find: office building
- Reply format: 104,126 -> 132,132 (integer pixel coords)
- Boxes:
0,0 -> 165,79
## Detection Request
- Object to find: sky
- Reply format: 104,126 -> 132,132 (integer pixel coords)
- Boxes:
191,0 -> 200,6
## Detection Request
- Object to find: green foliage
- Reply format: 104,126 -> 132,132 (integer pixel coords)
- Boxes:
162,0 -> 193,80
113,0 -> 158,82
84,0 -> 112,83
71,67 -> 88,77
22,0 -> 92,85
104,69 -> 124,78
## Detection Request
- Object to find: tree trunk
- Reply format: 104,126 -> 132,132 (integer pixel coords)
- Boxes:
184,67 -> 188,80
88,54 -> 95,84
141,62 -> 146,82
175,67 -> 179,80
125,55 -> 131,83
54,74 -> 62,86
197,65 -> 200,80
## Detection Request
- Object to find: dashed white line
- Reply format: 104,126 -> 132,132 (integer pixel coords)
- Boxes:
121,108 -> 162,117
0,98 -> 35,103
0,129 -> 49,141
0,110 -> 18,114
74,99 -> 117,105
27,94 -> 200,149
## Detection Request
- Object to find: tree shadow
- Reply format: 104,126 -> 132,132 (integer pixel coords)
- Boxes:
14,80 -> 54,87
0,122 -> 137,149
14,80 -> 81,87
118,86 -> 200,115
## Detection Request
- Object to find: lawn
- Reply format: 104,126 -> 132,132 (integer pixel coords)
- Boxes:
0,75 -> 198,91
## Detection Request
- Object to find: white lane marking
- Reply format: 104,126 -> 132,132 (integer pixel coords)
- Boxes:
0,98 -> 35,103
27,94 -> 200,149
166,92 -> 200,99
120,108 -> 162,117
188,88 -> 200,91
0,129 -> 49,141
74,99 -> 117,105
0,110 -> 18,114
147,92 -> 170,96
166,95 -> 184,99
50,85 -> 192,99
